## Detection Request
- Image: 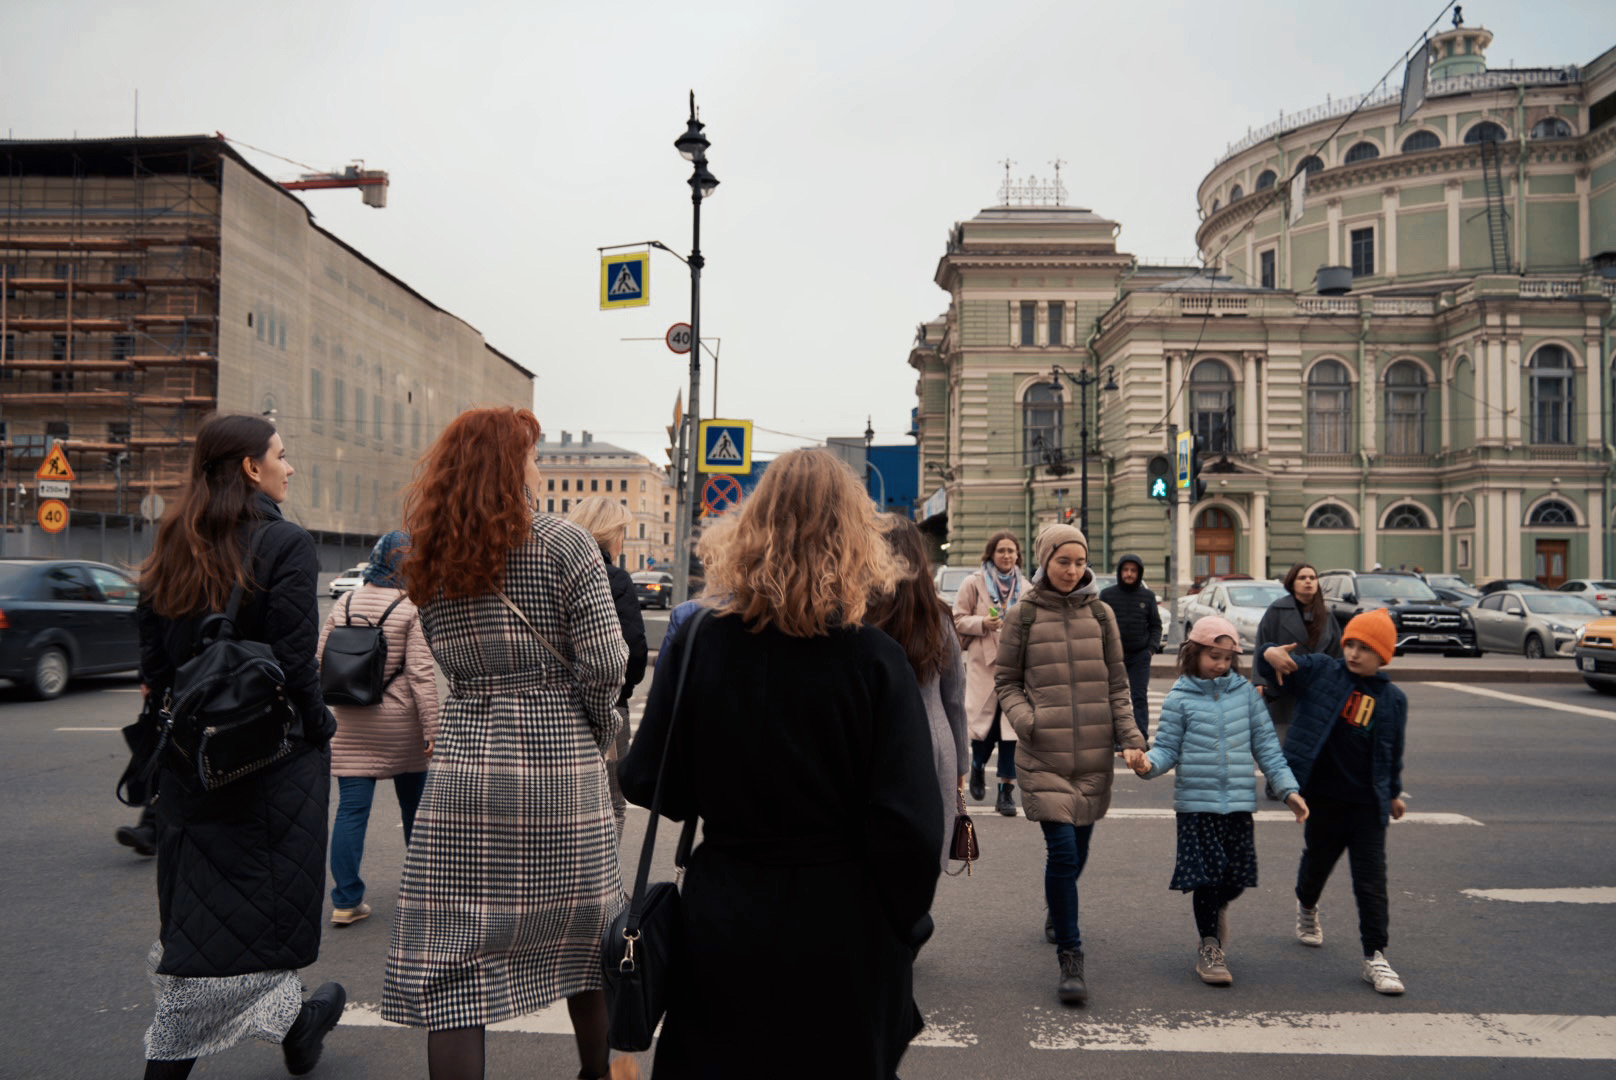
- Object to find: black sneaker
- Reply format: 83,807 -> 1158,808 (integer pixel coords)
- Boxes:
968,762 -> 985,801
1057,948 -> 1087,1005
283,981 -> 346,1075
995,783 -> 1017,817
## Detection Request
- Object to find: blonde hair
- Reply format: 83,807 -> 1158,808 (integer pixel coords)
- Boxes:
708,448 -> 898,636
566,496 -> 633,550
695,511 -> 740,584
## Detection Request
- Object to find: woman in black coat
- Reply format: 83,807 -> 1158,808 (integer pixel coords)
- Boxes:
620,449 -> 942,1080
131,415 -> 344,1079
1253,561 -> 1343,796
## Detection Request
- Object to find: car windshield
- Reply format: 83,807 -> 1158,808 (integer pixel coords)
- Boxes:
1522,594 -> 1602,616
1355,575 -> 1438,601
1427,575 -> 1476,592
1227,585 -> 1287,609
939,568 -> 975,590
0,564 -> 32,597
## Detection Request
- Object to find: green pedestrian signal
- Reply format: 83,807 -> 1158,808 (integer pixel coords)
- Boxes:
1146,454 -> 1172,501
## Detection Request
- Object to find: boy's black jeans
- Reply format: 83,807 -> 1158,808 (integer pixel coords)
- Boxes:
1295,794 -> 1389,956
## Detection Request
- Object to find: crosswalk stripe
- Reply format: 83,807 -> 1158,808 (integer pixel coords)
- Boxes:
342,1001 -> 578,1034
622,804 -> 1481,826
1426,682 -> 1616,721
1462,887 -> 1616,903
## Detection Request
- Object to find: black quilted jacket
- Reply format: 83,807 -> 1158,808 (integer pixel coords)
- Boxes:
604,559 -> 647,707
136,493 -> 334,977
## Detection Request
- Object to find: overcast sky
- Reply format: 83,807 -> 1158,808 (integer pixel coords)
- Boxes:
4,0 -> 1610,464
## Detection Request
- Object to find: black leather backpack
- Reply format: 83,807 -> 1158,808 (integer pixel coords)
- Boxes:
319,590 -> 407,707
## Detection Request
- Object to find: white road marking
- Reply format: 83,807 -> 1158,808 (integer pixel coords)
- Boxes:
1463,887 -> 1616,904
1028,1010 -> 1616,1058
54,726 -> 122,732
342,1000 -> 580,1035
1426,682 -> 1616,721
1083,809 -> 1482,825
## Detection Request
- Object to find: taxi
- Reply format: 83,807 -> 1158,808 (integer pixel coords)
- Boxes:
1572,615 -> 1616,694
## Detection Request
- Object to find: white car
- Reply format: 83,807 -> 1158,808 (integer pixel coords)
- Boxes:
328,564 -> 367,598
934,566 -> 977,608
1181,580 -> 1289,651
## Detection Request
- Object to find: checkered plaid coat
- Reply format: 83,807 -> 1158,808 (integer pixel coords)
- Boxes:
382,515 -> 629,1030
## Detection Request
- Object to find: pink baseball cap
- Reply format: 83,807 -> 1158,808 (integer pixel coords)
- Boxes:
1187,615 -> 1243,653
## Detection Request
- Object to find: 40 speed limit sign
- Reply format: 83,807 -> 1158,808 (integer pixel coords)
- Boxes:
665,323 -> 693,354
39,499 -> 69,534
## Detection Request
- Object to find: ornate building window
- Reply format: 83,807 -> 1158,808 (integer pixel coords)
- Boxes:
1307,504 -> 1353,529
1464,121 -> 1507,144
1254,169 -> 1277,191
1229,184 -> 1244,203
1529,500 -> 1576,525
1298,155 -> 1324,175
1384,361 -> 1427,455
1019,302 -> 1036,346
1306,360 -> 1352,454
1023,383 -> 1063,466
1190,361 -> 1236,453
1529,346 -> 1575,445
1343,141 -> 1380,163
1530,117 -> 1572,140
1384,503 -> 1432,529
1401,130 -> 1440,152
1350,227 -> 1375,277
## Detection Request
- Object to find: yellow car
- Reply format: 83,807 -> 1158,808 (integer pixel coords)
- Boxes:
1572,615 -> 1616,694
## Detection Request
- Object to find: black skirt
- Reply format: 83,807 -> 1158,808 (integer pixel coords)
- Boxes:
1169,811 -> 1258,893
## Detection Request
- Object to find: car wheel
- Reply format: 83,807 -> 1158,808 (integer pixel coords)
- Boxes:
1523,635 -> 1545,660
1585,678 -> 1616,695
30,646 -> 70,700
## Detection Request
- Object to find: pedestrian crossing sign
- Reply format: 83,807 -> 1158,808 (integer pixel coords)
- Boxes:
698,419 -> 752,475
600,252 -> 650,309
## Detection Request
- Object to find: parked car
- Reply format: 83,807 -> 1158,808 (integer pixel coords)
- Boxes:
1554,579 -> 1616,616
1429,586 -> 1479,609
632,571 -> 674,609
1420,572 -> 1480,601
328,564 -> 367,598
0,558 -> 140,699
934,566 -> 976,608
1317,569 -> 1481,657
1158,600 -> 1172,649
1181,580 -> 1289,651
1175,573 -> 1255,620
1470,590 -> 1603,658
1477,578 -> 1547,596
1571,615 -> 1616,693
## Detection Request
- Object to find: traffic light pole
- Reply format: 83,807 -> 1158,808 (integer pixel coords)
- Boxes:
1166,422 -> 1183,649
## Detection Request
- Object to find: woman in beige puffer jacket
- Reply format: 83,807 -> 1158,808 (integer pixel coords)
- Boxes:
995,523 -> 1146,1006
317,530 -> 440,926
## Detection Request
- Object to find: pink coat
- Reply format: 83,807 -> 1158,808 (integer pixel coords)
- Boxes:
952,567 -> 1032,742
317,583 -> 440,778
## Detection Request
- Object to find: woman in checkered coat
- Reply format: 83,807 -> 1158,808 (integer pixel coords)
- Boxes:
381,408 -> 634,1080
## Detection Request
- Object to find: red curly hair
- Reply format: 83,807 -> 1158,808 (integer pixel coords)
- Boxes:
403,406 -> 541,603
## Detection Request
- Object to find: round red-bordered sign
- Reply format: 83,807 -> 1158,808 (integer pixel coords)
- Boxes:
38,499 -> 69,534
665,323 -> 693,354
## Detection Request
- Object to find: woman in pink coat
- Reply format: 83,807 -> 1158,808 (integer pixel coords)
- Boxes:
317,530 -> 440,927
952,530 -> 1033,816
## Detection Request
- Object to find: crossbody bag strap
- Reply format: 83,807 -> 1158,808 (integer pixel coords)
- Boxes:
376,592 -> 410,686
493,587 -> 577,679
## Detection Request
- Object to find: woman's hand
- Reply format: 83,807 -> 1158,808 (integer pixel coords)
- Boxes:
423,739 -> 435,759
983,616 -> 1002,632
1390,797 -> 1406,820
1285,792 -> 1309,822
1122,748 -> 1150,776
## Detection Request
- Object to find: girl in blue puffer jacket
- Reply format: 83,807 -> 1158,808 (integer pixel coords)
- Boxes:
1126,615 -> 1308,987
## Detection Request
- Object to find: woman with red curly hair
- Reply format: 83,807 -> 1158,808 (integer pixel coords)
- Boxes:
380,407 -> 634,1080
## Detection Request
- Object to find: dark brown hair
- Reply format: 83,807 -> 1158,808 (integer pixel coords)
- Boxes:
140,414 -> 277,618
871,515 -> 953,681
980,530 -> 1022,567
1177,639 -> 1242,677
1282,561 -> 1329,650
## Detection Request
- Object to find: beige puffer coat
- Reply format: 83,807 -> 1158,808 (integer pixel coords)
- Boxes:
994,571 -> 1146,825
317,583 -> 440,778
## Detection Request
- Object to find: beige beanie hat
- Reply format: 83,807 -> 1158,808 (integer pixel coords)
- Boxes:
1033,523 -> 1089,572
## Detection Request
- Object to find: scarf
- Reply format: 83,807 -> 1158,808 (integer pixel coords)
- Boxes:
983,562 -> 1021,608
363,530 -> 410,589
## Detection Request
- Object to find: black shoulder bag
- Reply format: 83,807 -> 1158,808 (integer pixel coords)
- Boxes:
601,606 -> 710,1052
320,590 -> 408,706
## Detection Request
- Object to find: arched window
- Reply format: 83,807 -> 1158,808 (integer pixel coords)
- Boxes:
1384,503 -> 1432,529
1401,129 -> 1441,153
1307,504 -> 1353,529
1384,361 -> 1428,455
1465,121 -> 1508,144
1190,361 -> 1236,453
1530,117 -> 1572,140
1198,508 -> 1234,530
1255,169 -> 1277,191
1298,155 -> 1324,175
1023,382 -> 1063,466
1306,360 -> 1352,454
1529,346 -> 1575,445
1343,141 -> 1380,164
1529,500 -> 1577,525
1229,184 -> 1244,203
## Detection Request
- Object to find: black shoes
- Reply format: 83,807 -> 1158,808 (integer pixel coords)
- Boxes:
968,763 -> 985,801
116,806 -> 157,857
1057,948 -> 1088,1005
283,981 -> 346,1075
995,782 -> 1017,817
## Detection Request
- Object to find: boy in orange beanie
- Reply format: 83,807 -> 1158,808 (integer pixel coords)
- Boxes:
1259,607 -> 1408,995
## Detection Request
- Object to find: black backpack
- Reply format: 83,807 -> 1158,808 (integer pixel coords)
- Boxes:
319,590 -> 407,707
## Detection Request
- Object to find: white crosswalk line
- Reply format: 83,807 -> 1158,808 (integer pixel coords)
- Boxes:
1463,887 -> 1616,903
1426,682 -> 1616,721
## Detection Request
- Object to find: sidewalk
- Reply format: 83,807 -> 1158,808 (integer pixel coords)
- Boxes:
1149,651 -> 1582,684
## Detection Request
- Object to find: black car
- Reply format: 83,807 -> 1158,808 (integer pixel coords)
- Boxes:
631,571 -> 674,610
0,558 -> 141,699
1317,569 -> 1481,657
1478,578 -> 1546,596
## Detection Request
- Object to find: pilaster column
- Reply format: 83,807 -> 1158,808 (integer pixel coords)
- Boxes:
1252,491 -> 1269,579
1361,349 -> 1380,458
1504,488 -> 1523,578
1036,300 -> 1049,348
1578,168 -> 1592,263
1176,488 -> 1193,591
1362,492 -> 1379,570
1441,492 -> 1453,572
1382,186 -> 1399,278
1586,334 -> 1603,449
1327,198 -> 1342,265
1242,351 -> 1261,452
1167,351 -> 1187,431
1504,337 -> 1523,446
1590,489 -> 1606,578
1445,180 -> 1462,270
1438,348 -> 1452,453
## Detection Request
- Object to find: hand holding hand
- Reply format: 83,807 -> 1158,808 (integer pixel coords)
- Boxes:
1123,748 -> 1150,776
1390,797 -> 1406,821
1264,642 -> 1300,683
1285,792 -> 1309,822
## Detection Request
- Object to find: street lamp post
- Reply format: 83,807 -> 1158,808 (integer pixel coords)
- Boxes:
863,416 -> 874,501
672,91 -> 719,606
1050,363 -> 1118,535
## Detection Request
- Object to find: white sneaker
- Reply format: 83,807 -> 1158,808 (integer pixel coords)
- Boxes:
1296,902 -> 1323,947
1362,951 -> 1405,994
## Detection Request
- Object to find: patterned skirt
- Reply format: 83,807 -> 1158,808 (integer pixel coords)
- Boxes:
143,942 -> 302,1060
1169,811 -> 1258,893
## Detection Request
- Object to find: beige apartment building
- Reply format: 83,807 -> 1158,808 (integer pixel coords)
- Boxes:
537,430 -> 676,572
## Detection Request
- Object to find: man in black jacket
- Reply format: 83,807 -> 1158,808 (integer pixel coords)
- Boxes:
1099,553 -> 1161,742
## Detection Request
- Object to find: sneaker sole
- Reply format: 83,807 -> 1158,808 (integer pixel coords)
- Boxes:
331,913 -> 370,926
1057,989 -> 1087,1005
1297,934 -> 1323,947
1197,971 -> 1234,986
1364,976 -> 1405,995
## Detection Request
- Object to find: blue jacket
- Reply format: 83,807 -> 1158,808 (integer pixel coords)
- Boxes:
1255,648 -> 1407,826
1145,672 -> 1298,812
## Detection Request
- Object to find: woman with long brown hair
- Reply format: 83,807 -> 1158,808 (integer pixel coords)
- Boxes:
1254,561 -> 1343,797
954,530 -> 1033,815
379,407 -> 634,1080
872,514 -> 969,870
133,413 -> 344,1079
620,448 -> 942,1079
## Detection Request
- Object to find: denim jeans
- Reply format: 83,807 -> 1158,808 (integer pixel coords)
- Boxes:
1040,821 -> 1095,952
330,772 -> 427,908
1295,795 -> 1389,955
970,705 -> 1017,780
1124,648 -> 1152,741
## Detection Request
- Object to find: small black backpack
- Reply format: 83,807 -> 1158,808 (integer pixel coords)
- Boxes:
319,590 -> 407,707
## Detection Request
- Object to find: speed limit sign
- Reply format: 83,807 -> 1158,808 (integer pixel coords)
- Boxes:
38,499 -> 69,534
665,323 -> 693,355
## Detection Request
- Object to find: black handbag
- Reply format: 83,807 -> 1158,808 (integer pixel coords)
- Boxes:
319,591 -> 407,706
944,790 -> 979,877
601,607 -> 709,1053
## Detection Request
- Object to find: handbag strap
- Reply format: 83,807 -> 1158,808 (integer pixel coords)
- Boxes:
625,607 -> 711,931
493,588 -> 577,678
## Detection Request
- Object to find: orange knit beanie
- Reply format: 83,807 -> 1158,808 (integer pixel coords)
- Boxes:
1343,608 -> 1397,664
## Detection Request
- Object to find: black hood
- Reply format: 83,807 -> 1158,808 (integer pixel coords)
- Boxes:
1115,552 -> 1145,588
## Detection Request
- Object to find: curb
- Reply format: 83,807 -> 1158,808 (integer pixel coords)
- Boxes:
1148,659 -> 1583,685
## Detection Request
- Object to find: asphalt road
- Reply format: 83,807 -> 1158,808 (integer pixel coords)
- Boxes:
5,640 -> 1613,1077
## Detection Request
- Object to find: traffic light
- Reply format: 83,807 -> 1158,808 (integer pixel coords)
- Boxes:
1062,507 -> 1076,524
1189,445 -> 1207,503
1146,454 -> 1171,501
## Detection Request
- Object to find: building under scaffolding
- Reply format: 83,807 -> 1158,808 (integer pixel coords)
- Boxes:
0,134 -> 532,563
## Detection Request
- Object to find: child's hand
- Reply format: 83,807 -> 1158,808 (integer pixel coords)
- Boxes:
1265,643 -> 1300,683
1390,797 -> 1406,820
1285,792 -> 1309,822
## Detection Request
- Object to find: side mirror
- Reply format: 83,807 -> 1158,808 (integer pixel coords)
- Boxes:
1342,592 -> 1357,604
